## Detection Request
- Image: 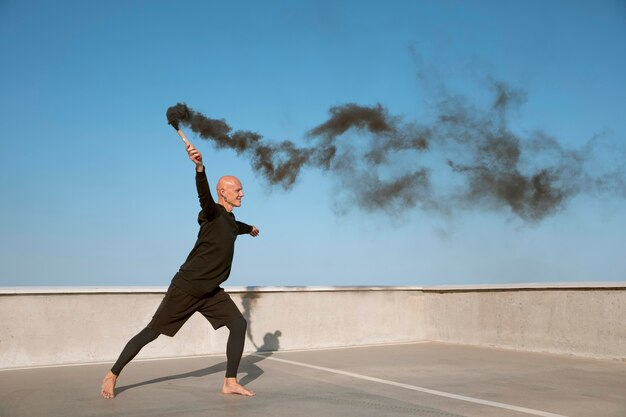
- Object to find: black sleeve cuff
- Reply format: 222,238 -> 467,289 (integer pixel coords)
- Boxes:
195,167 -> 207,179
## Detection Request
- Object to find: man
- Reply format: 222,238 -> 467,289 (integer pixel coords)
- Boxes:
101,143 -> 259,399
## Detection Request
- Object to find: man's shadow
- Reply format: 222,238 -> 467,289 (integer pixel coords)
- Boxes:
239,330 -> 281,386
115,330 -> 282,396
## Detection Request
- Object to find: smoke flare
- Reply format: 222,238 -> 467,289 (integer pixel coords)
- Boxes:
166,82 -> 624,221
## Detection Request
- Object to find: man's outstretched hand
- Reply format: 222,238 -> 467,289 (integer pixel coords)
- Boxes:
249,226 -> 260,237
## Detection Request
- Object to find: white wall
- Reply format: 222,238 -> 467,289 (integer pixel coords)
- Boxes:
421,286 -> 626,359
0,287 -> 425,369
1,283 -> 624,369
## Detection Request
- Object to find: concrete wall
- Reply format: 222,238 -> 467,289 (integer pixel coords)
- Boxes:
421,284 -> 626,360
0,287 -> 425,369
1,283 -> 624,369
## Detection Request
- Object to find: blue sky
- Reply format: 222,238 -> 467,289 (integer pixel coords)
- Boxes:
1,0 -> 625,287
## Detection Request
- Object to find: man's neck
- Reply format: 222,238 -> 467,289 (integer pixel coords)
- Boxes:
219,200 -> 234,212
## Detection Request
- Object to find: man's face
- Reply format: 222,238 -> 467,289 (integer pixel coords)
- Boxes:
221,178 -> 244,207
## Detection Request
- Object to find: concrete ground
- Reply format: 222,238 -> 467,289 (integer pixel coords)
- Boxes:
1,342 -> 624,417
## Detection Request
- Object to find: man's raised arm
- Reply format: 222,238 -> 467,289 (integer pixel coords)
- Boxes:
186,144 -> 217,221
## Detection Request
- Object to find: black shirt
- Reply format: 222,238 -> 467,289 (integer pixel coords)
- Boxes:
172,169 -> 252,298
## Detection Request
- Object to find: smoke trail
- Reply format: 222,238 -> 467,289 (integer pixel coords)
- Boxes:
166,81 -> 625,222
308,103 -> 394,138
167,103 -> 320,188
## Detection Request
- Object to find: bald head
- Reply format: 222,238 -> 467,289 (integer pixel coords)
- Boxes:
217,176 -> 244,212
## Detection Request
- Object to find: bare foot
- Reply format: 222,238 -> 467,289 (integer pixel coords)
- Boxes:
222,377 -> 255,396
101,371 -> 118,399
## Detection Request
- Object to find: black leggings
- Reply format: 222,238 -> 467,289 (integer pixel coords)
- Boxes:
110,317 -> 247,378
224,316 -> 247,378
110,327 -> 160,376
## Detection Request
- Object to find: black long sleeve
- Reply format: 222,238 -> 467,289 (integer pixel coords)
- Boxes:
236,221 -> 253,235
195,168 -> 218,221
171,168 -> 252,298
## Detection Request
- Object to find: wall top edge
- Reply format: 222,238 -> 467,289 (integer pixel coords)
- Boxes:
1,282 -> 625,295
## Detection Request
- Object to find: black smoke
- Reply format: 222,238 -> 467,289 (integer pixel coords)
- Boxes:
166,81 -> 624,222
